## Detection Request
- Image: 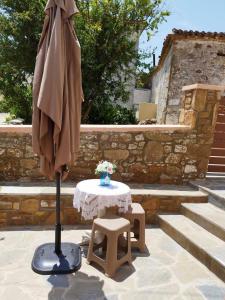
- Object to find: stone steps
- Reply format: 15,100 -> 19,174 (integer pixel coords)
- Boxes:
207,172 -> 225,179
189,179 -> 225,210
181,203 -> 225,241
158,214 -> 225,282
0,182 -> 208,226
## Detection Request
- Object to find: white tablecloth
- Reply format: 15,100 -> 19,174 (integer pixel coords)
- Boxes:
73,179 -> 132,220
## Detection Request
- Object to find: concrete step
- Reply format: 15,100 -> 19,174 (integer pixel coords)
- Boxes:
0,182 -> 208,226
190,179 -> 225,210
207,172 -> 225,179
158,214 -> 225,282
181,203 -> 225,242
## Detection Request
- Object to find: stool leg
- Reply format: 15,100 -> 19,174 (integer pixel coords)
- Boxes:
87,224 -> 96,264
133,219 -> 139,239
105,233 -> 117,277
127,230 -> 132,265
139,217 -> 145,252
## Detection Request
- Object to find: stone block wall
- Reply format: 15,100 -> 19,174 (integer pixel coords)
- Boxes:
0,84 -> 222,226
0,194 -> 80,227
0,84 -> 222,184
0,191 -> 207,226
0,126 -> 191,184
166,40 -> 225,124
151,46 -> 173,123
151,39 -> 225,124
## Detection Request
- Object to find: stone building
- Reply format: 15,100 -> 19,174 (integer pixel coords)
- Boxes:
149,29 -> 225,124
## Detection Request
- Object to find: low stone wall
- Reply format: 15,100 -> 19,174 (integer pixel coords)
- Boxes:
0,125 -> 202,184
0,84 -> 222,184
0,192 -> 207,226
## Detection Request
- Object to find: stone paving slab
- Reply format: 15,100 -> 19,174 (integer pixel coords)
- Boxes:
0,226 -> 224,299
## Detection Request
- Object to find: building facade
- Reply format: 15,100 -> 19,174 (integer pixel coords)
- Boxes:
150,29 -> 225,124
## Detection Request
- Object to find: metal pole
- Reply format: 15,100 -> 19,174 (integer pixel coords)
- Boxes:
55,172 -> 61,254
153,53 -> 156,67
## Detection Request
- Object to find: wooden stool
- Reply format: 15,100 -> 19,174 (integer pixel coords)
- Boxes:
87,215 -> 132,277
121,203 -> 145,252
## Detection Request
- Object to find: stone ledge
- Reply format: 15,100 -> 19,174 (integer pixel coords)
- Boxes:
0,183 -> 208,197
0,184 -> 208,226
0,186 -> 75,196
0,124 -> 191,133
182,84 -> 225,91
131,189 -> 207,197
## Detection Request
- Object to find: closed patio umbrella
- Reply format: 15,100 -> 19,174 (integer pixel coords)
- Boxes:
31,0 -> 83,275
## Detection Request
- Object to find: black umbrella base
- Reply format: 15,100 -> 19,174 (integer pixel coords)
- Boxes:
32,243 -> 82,275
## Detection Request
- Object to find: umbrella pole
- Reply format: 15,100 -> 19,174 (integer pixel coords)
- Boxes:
31,170 -> 82,275
55,172 -> 61,254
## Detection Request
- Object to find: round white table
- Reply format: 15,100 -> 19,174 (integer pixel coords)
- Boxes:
73,179 -> 132,220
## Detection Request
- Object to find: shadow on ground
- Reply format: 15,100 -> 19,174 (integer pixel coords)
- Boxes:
48,271 -> 106,300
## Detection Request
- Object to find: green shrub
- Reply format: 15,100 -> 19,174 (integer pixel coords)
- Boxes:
87,102 -> 137,124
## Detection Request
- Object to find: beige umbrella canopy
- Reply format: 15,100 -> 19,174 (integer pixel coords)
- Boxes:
31,0 -> 83,275
32,0 -> 83,180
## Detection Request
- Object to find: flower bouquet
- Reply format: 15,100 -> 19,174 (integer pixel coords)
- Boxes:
95,161 -> 116,186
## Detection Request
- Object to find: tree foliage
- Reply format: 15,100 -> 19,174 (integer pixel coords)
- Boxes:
0,0 -> 46,122
0,0 -> 169,124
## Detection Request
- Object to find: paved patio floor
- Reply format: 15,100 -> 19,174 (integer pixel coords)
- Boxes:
0,226 -> 225,300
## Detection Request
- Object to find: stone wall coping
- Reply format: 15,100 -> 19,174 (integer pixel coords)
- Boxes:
0,185 -> 207,197
182,84 -> 225,91
0,124 -> 191,133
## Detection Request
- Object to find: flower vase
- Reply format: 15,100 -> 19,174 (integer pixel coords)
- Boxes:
100,172 -> 111,186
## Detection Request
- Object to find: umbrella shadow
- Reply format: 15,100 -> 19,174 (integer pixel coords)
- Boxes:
48,271 -> 106,300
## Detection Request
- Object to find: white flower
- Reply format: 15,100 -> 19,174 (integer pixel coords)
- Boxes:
95,160 -> 116,175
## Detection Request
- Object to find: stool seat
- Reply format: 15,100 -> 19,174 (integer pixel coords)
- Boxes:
126,203 -> 145,214
94,215 -> 130,231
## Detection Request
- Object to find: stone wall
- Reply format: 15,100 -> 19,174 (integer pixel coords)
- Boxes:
0,84 -> 223,226
0,191 -> 207,226
151,39 -> 225,124
0,126 -> 191,184
151,46 -> 173,123
166,40 -> 225,124
0,84 -> 223,184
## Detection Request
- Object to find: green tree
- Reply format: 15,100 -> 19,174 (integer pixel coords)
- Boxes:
0,0 -> 169,124
0,0 -> 46,123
